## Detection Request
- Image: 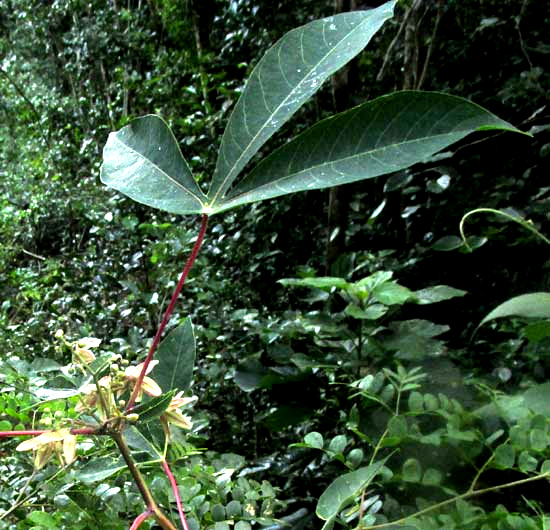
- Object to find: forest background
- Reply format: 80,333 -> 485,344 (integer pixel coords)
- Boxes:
1,0 -> 550,529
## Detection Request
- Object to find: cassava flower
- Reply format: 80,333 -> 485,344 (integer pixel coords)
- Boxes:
161,392 -> 196,430
16,428 -> 77,470
124,360 -> 162,401
76,360 -> 162,417
73,337 -> 101,364
75,376 -> 114,417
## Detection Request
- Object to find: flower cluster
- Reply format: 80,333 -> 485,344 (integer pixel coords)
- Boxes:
17,335 -> 196,471
76,360 -> 162,417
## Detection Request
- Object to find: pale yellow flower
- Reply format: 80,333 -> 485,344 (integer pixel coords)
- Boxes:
16,429 -> 77,469
73,337 -> 101,364
161,391 -> 196,430
75,376 -> 113,416
124,361 -> 162,401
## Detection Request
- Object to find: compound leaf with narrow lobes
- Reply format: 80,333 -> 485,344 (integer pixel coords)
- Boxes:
207,1 -> 397,207
215,92 -> 524,212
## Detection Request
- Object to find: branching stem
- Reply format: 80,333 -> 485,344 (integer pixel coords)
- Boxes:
365,471 -> 550,529
129,510 -> 153,530
113,433 -> 177,530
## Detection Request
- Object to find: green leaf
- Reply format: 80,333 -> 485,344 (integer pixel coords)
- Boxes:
541,460 -> 550,474
372,282 -> 415,305
383,319 -> 449,360
480,293 -> 550,327
316,459 -> 387,521
529,429 -> 548,452
345,303 -> 388,320
402,458 -> 422,482
123,425 -> 163,458
216,92 -> 522,212
207,2 -> 397,207
75,457 -> 127,484
131,391 -> 175,422
278,276 -> 349,290
523,320 -> 550,342
523,383 -> 550,416
414,285 -> 467,304
328,435 -> 348,454
26,511 -> 57,528
494,444 -> 515,469
518,450 -> 538,473
100,115 -> 207,215
304,431 -> 324,449
408,391 -> 424,412
347,448 -> 364,469
432,235 -> 463,251
422,468 -> 443,486
155,318 -> 196,392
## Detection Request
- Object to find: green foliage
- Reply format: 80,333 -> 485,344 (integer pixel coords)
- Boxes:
1,0 -> 549,529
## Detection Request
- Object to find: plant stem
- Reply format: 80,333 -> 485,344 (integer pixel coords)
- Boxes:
365,471 -> 550,529
126,214 -> 209,411
129,510 -> 153,530
459,207 -> 550,249
162,459 -> 190,530
0,430 -> 49,437
0,427 -> 98,438
112,433 -> 177,530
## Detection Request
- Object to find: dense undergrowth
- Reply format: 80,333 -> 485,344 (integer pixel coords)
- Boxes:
2,0 -> 550,528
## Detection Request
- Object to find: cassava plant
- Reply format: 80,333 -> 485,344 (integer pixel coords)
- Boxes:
1,1 -> 527,528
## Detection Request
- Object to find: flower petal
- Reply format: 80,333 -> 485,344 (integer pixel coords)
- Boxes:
75,346 -> 96,364
63,434 -> 77,465
168,395 -> 197,410
34,444 -> 54,469
16,430 -> 68,452
78,337 -> 102,348
164,410 -> 192,430
141,376 -> 162,397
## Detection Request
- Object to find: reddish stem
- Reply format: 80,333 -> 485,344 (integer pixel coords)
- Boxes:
129,509 -> 153,530
126,214 -> 209,411
0,430 -> 47,438
0,427 -> 98,438
162,459 -> 190,530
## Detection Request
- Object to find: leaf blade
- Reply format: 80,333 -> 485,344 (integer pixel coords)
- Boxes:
316,459 -> 387,521
100,115 -> 207,215
480,292 -> 550,327
208,1 -> 397,206
154,318 -> 196,392
215,92 -> 524,212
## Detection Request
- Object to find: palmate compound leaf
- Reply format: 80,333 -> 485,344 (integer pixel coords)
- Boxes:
214,91 -> 525,213
100,115 -> 207,215
207,1 -> 397,207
